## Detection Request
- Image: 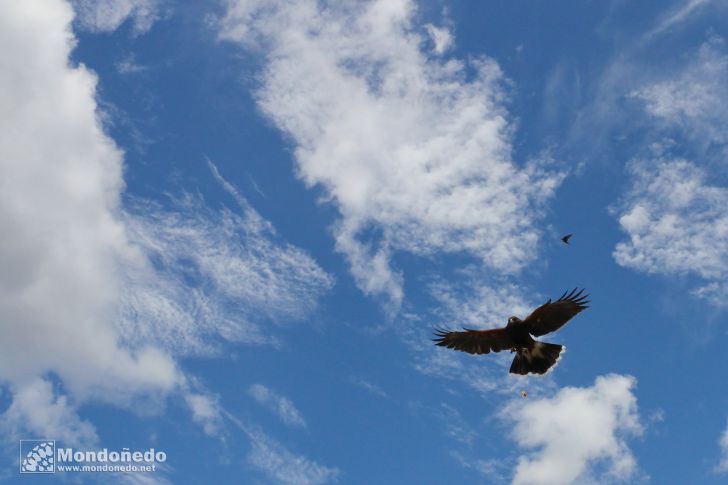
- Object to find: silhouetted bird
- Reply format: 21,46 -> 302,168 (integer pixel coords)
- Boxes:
433,288 -> 589,375
561,233 -> 573,244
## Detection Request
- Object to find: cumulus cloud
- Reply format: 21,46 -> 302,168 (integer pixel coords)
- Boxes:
185,393 -> 223,437
249,384 -> 307,428
0,379 -> 97,446
218,0 -> 562,309
0,0 -> 332,442
632,36 -> 728,153
425,24 -> 453,54
503,374 -> 643,485
71,0 -> 163,34
612,35 -> 728,305
613,158 -> 728,304
0,0 -> 182,422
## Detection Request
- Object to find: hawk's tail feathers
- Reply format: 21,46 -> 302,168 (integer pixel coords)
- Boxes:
509,342 -> 565,376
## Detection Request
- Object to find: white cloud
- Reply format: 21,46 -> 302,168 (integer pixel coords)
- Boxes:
414,344 -> 504,396
224,411 -> 339,485
120,190 -> 334,355
451,452 -> 509,485
249,384 -> 307,428
349,376 -> 388,399
0,0 -> 332,443
425,24 -> 453,55
632,36 -> 728,152
0,0 -> 182,415
219,0 -> 562,309
118,471 -> 174,485
718,421 -> 728,473
185,393 -> 223,437
71,0 -> 163,34
503,374 -> 643,485
438,403 -> 477,446
116,53 -> 147,74
428,274 -> 533,330
613,158 -> 728,304
246,427 -> 339,485
0,379 -> 97,446
645,0 -> 713,39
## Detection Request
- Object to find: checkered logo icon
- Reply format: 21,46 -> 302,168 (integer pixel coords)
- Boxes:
20,440 -> 55,473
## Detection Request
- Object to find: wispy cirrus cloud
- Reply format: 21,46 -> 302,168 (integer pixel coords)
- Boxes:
245,427 -> 339,485
645,0 -> 714,40
502,374 -> 643,485
116,53 -> 148,74
120,187 -> 334,355
428,274 -> 533,331
437,402 -> 477,446
249,384 -> 307,428
218,0 -> 562,310
451,452 -> 508,485
224,411 -> 339,485
348,376 -> 388,399
631,36 -> 728,155
184,394 -> 337,483
71,0 -> 164,34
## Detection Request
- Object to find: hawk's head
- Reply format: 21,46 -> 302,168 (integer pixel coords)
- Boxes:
507,316 -> 521,326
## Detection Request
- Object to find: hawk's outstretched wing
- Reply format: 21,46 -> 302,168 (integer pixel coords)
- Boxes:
523,288 -> 589,337
432,327 -> 514,355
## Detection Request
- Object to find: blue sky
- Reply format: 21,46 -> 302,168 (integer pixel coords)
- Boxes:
2,0 -> 728,484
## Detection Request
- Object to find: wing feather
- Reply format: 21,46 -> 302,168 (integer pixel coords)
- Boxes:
432,327 -> 514,355
523,288 -> 589,337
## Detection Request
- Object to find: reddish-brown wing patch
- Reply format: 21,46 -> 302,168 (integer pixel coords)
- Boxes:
524,288 -> 589,337
432,327 -> 514,355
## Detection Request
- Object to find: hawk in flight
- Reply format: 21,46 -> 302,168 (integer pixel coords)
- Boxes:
433,288 -> 589,375
561,233 -> 573,244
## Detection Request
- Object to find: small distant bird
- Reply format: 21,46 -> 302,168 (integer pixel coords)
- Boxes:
520,390 -> 528,398
561,233 -> 573,244
433,288 -> 589,375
